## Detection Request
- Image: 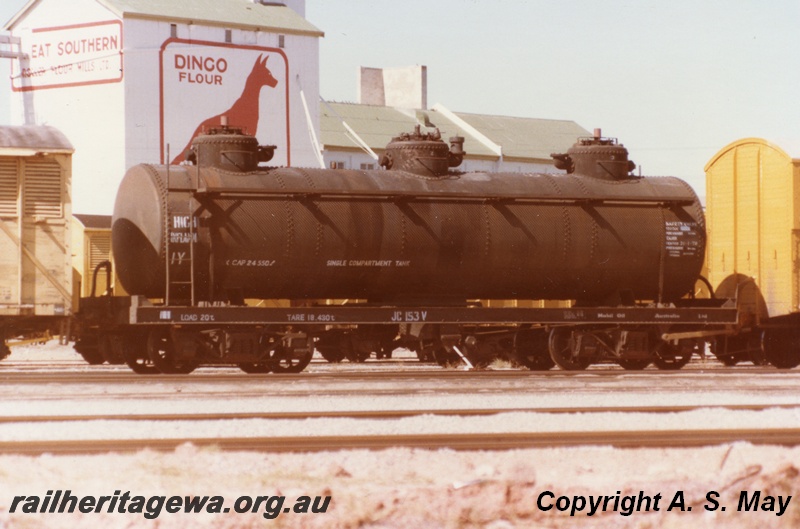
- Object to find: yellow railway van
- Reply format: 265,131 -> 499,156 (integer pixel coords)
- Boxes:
0,125 -> 73,359
705,137 -> 800,366
72,214 -> 112,300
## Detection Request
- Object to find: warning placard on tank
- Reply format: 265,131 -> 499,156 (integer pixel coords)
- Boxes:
664,221 -> 701,258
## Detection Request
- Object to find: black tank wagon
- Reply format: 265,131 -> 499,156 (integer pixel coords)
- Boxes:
78,124 -> 740,373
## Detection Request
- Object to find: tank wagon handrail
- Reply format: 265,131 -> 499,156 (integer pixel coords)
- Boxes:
165,147 -> 172,306
192,187 -> 696,207
89,260 -> 113,298
696,276 -> 716,300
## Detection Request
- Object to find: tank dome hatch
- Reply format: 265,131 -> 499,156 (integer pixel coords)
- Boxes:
379,125 -> 465,177
551,128 -> 637,180
186,117 -> 276,172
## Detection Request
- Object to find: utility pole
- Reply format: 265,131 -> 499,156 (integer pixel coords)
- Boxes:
0,34 -> 35,124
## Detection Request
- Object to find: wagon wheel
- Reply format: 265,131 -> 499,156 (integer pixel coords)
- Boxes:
425,338 -> 459,367
433,348 -> 460,367
238,363 -> 272,374
716,354 -> 740,366
345,344 -> 370,363
414,340 -> 435,362
548,328 -> 591,371
269,347 -> 313,373
617,358 -> 651,370
315,332 -> 346,363
100,334 -> 125,365
239,334 -> 277,373
265,336 -> 314,374
512,327 -> 555,370
122,333 -> 160,375
711,334 -> 763,366
376,340 -> 396,359
238,350 -> 273,373
147,328 -> 198,374
653,341 -> 693,370
762,328 -> 800,369
74,335 -> 105,365
417,348 -> 435,362
316,345 -> 346,363
709,339 -> 740,365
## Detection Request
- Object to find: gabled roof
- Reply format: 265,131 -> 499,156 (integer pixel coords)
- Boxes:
0,125 -> 73,155
320,101 -> 589,162
6,0 -> 323,36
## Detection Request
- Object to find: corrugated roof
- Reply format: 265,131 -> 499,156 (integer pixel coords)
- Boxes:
320,102 -> 588,161
6,0 -> 323,36
0,125 -> 73,153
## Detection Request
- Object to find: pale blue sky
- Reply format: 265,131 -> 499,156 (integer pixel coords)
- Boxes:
3,0 -> 799,193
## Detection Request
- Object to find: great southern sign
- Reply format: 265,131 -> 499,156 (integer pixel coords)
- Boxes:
159,39 -> 291,166
12,20 -> 123,91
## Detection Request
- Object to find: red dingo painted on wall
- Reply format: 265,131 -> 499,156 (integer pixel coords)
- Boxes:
171,54 -> 278,164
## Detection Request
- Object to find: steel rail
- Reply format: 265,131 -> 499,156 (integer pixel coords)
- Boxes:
0,403 -> 798,424
0,364 -> 788,385
2,428 -> 799,455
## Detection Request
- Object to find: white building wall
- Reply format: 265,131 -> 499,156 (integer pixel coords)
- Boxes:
459,159 -> 557,174
121,18 -> 162,171
322,150 -> 379,171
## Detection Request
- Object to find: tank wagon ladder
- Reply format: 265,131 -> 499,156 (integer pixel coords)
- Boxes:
164,150 -> 198,307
